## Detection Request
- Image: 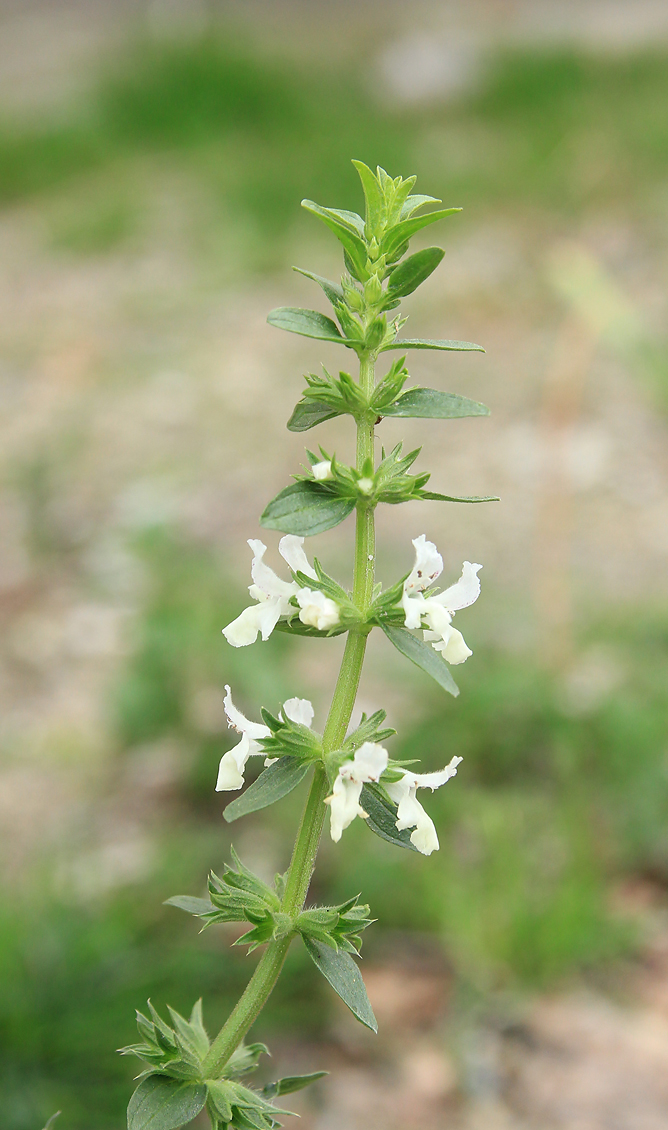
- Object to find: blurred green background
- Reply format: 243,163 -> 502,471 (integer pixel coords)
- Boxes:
1,2 -> 668,1127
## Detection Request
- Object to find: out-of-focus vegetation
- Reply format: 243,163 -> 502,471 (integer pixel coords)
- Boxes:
1,21 -> 668,1130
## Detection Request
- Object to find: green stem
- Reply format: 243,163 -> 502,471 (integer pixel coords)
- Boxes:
202,351 -> 378,1080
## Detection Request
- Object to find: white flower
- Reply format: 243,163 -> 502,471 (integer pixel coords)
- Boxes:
222,535 -> 319,647
385,757 -> 462,855
296,588 -> 341,631
216,686 -> 314,791
325,742 -> 388,842
312,460 -> 333,481
401,535 -> 482,664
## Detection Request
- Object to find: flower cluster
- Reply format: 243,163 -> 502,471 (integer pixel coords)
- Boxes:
222,536 -> 340,646
325,740 -> 461,855
216,686 -> 314,792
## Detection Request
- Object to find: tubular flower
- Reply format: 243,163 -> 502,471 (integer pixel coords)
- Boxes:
385,757 -> 462,855
223,536 -> 340,646
311,460 -> 333,481
296,588 -> 341,630
325,742 -> 388,843
216,686 -> 314,791
401,535 -> 482,664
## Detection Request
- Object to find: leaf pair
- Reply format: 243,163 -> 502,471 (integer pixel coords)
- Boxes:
267,305 -> 483,355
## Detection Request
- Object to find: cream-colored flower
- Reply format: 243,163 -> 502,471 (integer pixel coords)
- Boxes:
296,588 -> 341,631
216,686 -> 314,791
401,535 -> 482,664
385,758 -> 462,855
222,536 -> 319,647
312,460 -> 333,481
325,742 -> 388,842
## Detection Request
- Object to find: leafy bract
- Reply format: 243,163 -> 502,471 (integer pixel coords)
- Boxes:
301,200 -> 368,280
381,337 -> 484,352
302,936 -> 377,1032
261,481 -> 355,536
293,267 -> 344,307
386,247 -> 445,299
380,207 -> 461,259
287,400 -> 340,431
223,758 -> 311,823
381,388 -> 489,419
351,159 -> 384,237
267,307 -> 346,345
165,895 -> 216,917
381,623 -> 460,697
127,1076 -> 207,1130
261,1072 -> 328,1099
418,490 -> 499,503
360,783 -> 418,851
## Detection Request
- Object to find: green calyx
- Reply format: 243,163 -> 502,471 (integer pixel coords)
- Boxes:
121,1002 -> 325,1130
295,894 -> 374,956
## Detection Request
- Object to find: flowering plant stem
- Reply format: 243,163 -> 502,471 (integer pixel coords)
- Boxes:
202,352 -> 377,1081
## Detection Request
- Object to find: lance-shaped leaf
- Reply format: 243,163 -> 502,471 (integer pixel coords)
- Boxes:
301,200 -> 368,280
381,623 -> 460,697
417,490 -> 499,503
293,267 -> 344,308
381,337 -> 484,353
287,400 -> 341,431
351,160 -> 384,237
261,481 -> 356,536
380,207 -> 461,259
381,388 -> 490,420
223,757 -> 311,823
261,1071 -> 328,1099
273,619 -> 348,638
302,936 -> 377,1032
360,783 -> 418,852
267,307 -> 348,345
386,247 -> 445,299
127,1076 -> 207,1130
399,193 -> 441,220
165,895 -> 216,917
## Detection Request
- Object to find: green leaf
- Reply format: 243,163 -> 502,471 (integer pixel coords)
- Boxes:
261,1071 -> 328,1099
351,160 -> 384,236
293,267 -> 344,308
223,758 -> 310,823
273,619 -> 347,638
386,248 -> 445,299
301,200 -> 368,280
302,937 -> 377,1032
381,388 -> 489,419
380,207 -> 460,259
418,491 -> 499,503
127,1076 -> 207,1130
399,194 -> 441,220
164,896 -> 215,916
261,481 -> 355,536
381,623 -> 460,697
267,307 -> 347,345
381,338 -> 484,352
360,784 -> 418,852
287,400 -> 340,432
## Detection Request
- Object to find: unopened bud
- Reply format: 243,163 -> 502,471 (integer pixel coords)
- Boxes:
357,478 -> 374,496
364,273 -> 383,305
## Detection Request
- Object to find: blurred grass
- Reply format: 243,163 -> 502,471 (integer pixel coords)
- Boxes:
1,23 -> 668,1130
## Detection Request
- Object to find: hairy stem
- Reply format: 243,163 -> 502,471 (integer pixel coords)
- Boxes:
202,351 -> 377,1080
